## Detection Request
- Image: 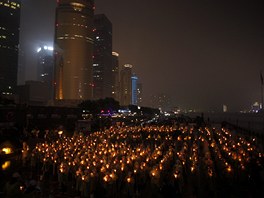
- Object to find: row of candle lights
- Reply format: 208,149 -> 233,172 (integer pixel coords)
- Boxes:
34,125 -> 263,186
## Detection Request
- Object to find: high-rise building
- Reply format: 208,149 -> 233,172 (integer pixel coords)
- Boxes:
120,64 -> 132,106
131,74 -> 138,105
151,93 -> 171,111
0,0 -> 21,95
54,0 -> 94,101
137,82 -> 143,106
36,45 -> 54,100
93,14 -> 112,99
112,52 -> 119,101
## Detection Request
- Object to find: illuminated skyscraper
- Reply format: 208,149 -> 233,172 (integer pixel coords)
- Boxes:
0,0 -> 20,95
131,74 -> 138,105
93,14 -> 112,99
120,64 -> 132,106
37,45 -> 54,100
112,52 -> 120,101
54,0 -> 94,100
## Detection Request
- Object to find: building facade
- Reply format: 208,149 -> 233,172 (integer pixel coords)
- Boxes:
54,0 -> 94,100
112,52 -> 119,102
137,82 -> 143,106
93,14 -> 113,99
17,80 -> 50,106
0,0 -> 20,95
36,45 -> 54,100
131,74 -> 138,105
150,93 -> 171,112
120,64 -> 132,106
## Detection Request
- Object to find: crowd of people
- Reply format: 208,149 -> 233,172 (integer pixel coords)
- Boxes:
28,124 -> 264,197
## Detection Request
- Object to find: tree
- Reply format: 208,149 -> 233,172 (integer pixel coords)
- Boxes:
79,98 -> 120,115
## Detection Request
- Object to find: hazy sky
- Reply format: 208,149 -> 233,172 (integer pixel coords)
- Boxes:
20,0 -> 264,112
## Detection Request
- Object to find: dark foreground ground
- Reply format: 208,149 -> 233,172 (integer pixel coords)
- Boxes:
1,156 -> 263,198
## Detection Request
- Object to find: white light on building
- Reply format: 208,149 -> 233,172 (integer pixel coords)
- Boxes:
223,104 -> 228,112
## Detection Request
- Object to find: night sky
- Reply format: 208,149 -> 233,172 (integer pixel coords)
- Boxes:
20,0 -> 264,112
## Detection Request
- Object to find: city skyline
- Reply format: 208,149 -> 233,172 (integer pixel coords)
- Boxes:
18,0 -> 264,112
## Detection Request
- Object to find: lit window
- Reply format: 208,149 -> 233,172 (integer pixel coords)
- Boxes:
71,2 -> 85,11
